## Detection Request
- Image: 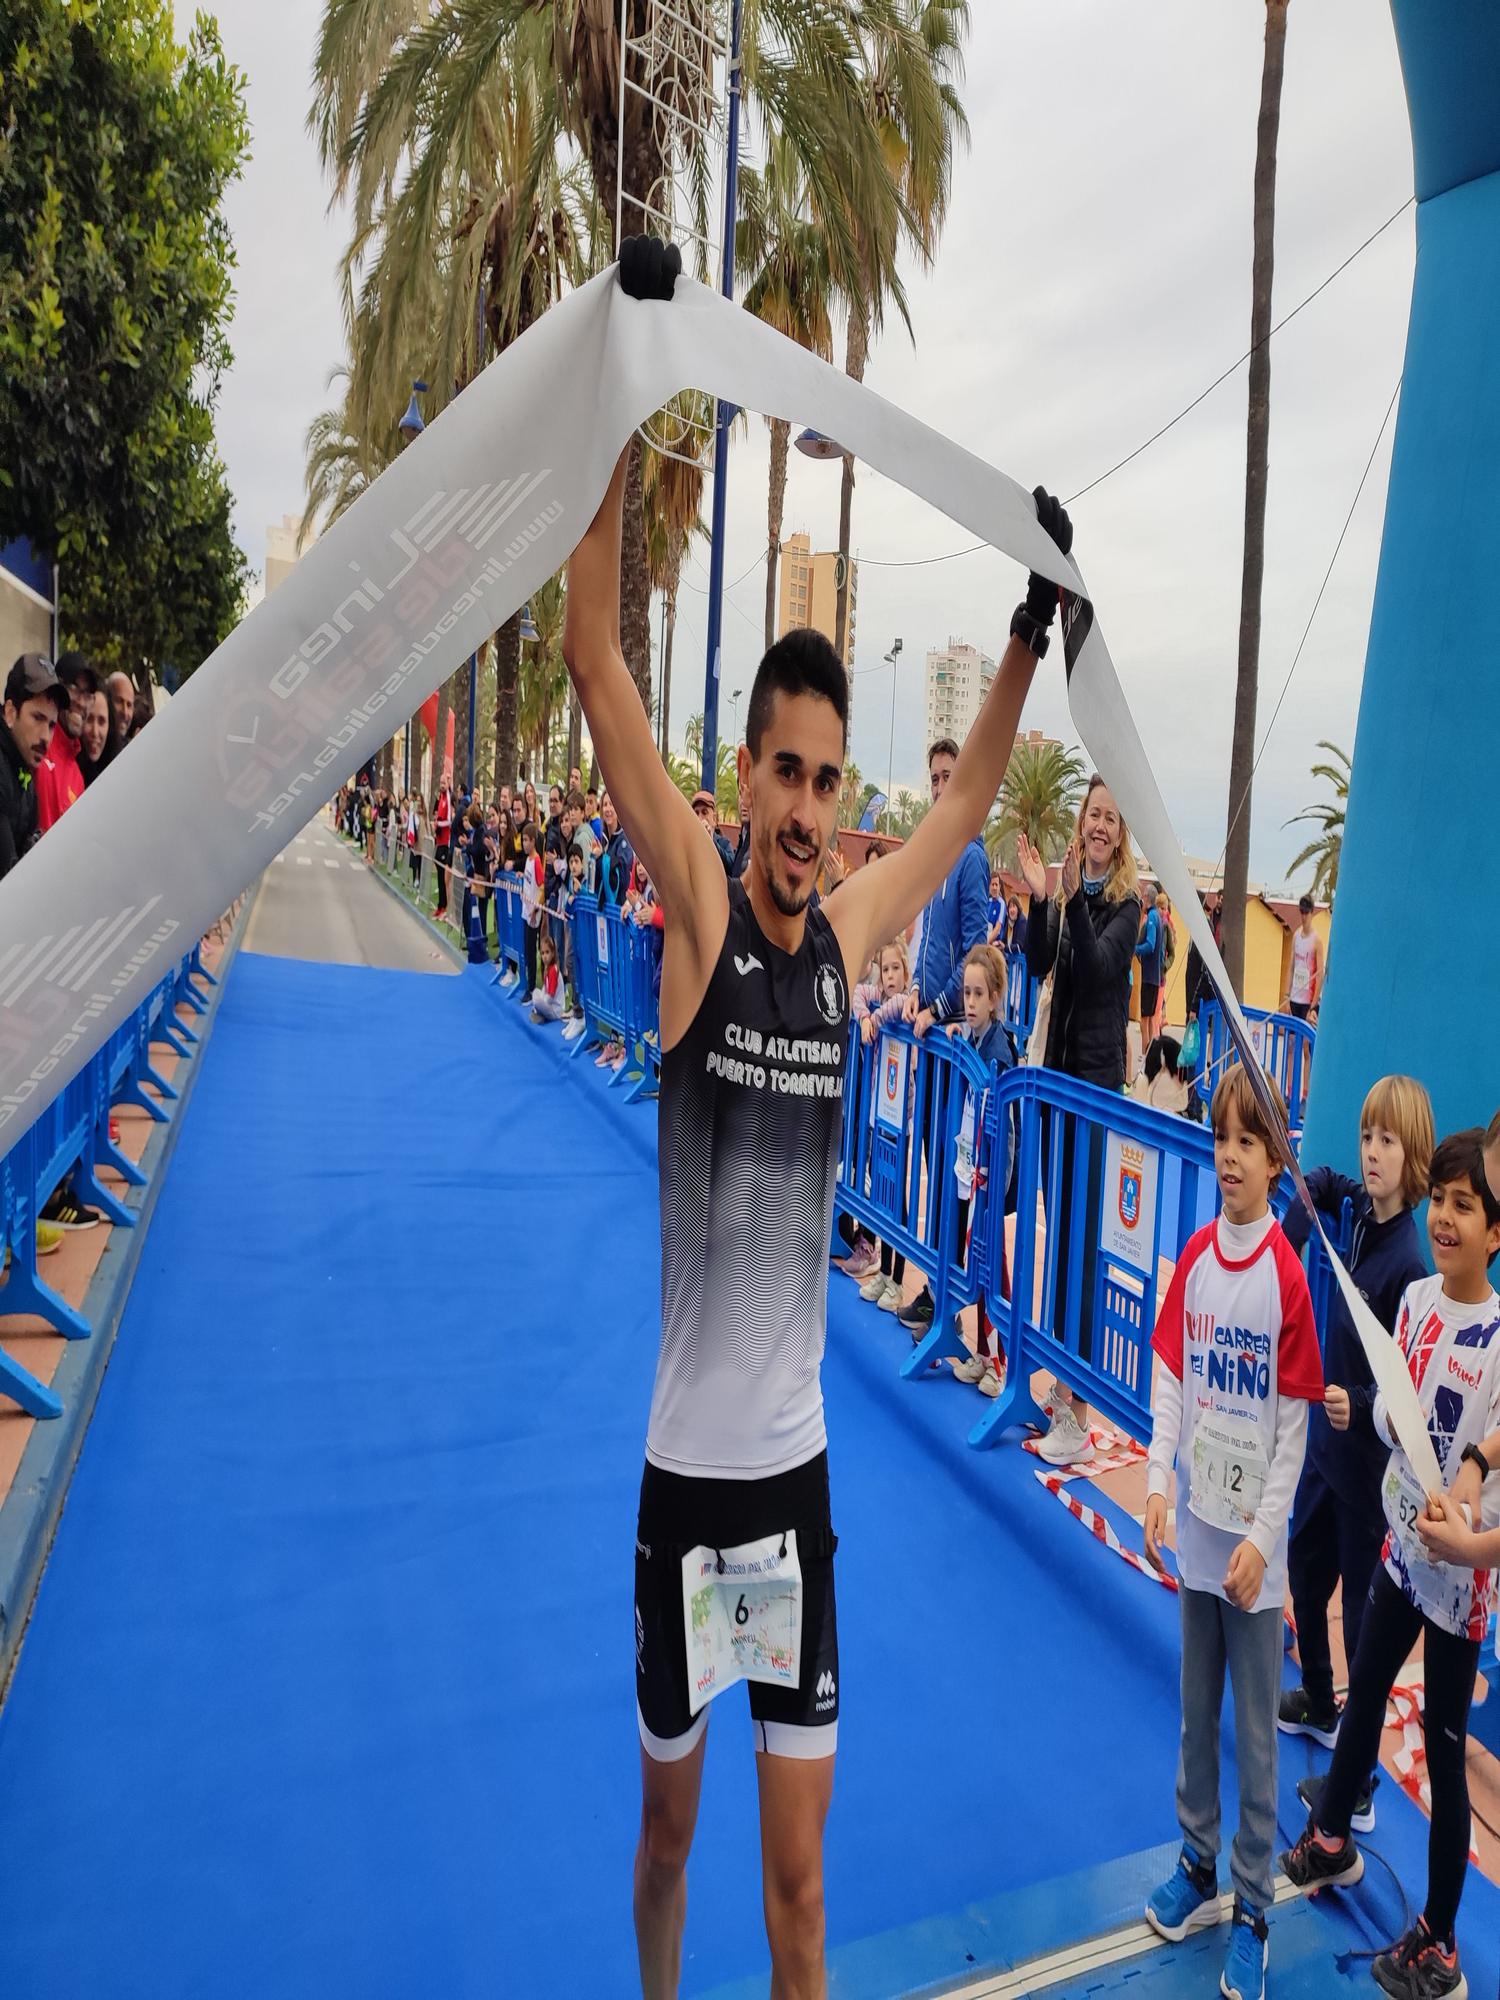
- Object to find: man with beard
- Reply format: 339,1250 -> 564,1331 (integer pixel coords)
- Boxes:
562,237 -> 1074,2000
1,653 -> 65,878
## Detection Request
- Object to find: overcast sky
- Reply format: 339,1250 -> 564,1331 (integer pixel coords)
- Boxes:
194,0 -> 1415,891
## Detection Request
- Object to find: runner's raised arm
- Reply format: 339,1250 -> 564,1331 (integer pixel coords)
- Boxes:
561,245 -> 729,1013
826,491 -> 1072,984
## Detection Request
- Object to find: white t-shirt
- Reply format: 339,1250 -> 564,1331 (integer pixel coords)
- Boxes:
1288,927 -> 1319,1004
1148,1211 -> 1324,1612
1377,1273 -> 1500,1640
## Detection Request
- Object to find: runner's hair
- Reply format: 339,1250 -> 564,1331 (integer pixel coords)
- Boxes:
746,629 -> 848,757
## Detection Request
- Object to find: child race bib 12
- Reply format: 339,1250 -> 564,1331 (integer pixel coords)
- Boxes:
682,1531 -> 802,1718
1188,1415 -> 1268,1535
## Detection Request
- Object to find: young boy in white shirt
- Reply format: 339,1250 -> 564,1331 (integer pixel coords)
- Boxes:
1283,1126 -> 1500,2000
1142,1063 -> 1324,2000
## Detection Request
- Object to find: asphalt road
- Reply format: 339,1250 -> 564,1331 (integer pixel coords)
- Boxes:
244,814 -> 458,974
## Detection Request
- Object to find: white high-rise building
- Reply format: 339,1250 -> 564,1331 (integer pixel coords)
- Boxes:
924,637 -> 996,748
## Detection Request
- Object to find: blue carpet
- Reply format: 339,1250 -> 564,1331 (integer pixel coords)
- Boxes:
0,950 -> 1494,1999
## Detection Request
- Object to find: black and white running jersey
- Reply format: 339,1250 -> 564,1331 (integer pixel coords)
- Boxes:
648,880 -> 851,1479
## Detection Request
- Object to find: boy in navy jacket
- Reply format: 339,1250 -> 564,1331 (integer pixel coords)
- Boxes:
1276,1077 -> 1433,1824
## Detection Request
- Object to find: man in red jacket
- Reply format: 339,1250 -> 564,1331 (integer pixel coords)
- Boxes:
34,652 -> 99,832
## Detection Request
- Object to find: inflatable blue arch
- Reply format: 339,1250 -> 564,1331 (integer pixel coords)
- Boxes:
1302,0 -> 1500,1163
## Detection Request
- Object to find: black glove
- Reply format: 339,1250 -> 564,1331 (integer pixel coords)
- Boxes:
1023,487 -> 1073,626
618,235 -> 682,302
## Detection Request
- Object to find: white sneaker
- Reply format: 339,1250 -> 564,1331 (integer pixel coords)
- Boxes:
1037,1405 -> 1094,1465
948,1353 -> 987,1384
1045,1376 -> 1072,1416
498,969 -> 517,989
859,1272 -> 887,1301
562,1017 -> 586,1041
976,1363 -> 1003,1399
877,1279 -> 904,1313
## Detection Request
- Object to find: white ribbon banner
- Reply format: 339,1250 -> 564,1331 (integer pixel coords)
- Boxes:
0,266 -> 1437,1488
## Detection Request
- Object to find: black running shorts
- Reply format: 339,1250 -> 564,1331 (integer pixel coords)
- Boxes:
634,1451 -> 839,1762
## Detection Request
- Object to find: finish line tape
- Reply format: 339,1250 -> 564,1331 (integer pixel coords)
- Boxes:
0,263 -> 1437,1486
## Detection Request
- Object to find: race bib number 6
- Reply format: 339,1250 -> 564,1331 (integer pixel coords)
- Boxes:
682,1531 -> 802,1718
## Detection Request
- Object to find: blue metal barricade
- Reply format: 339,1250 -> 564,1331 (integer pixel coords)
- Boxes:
490,873 -> 526,990
835,1022 -> 1000,1378
969,1066 -> 1222,1450
1002,949 -> 1039,1051
1197,1000 -> 1314,1133
0,947 -> 206,1418
620,920 -> 663,1102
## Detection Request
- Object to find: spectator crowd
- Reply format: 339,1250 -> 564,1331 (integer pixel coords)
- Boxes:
2,651 -> 160,1240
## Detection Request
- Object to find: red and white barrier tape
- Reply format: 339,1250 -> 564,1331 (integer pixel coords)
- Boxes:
1036,1469 -> 1178,1593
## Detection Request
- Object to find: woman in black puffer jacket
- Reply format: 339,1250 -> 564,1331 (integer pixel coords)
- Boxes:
1018,775 -> 1141,1465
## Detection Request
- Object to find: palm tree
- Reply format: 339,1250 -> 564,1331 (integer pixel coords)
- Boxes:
885,786 -> 929,841
985,739 -> 1086,872
301,370 -> 388,538
1283,740 -> 1347,905
682,712 -> 738,817
833,0 -> 971,659
1221,0 -> 1290,995
312,20 -> 597,794
642,419 -> 709,756
311,0 -> 911,720
517,571 -> 567,779
735,133 -> 837,648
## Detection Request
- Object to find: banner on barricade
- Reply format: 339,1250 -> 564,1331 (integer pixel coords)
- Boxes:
875,1037 -> 908,1134
1100,1131 -> 1160,1278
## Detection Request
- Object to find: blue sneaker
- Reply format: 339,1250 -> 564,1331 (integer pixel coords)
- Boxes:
1220,1897 -> 1268,2000
1145,1844 -> 1219,1942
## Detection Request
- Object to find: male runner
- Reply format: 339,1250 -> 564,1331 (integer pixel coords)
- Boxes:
563,238 -> 1073,2000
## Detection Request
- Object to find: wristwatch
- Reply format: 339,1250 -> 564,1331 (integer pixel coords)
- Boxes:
1460,1442 -> 1492,1480
1009,604 -> 1050,658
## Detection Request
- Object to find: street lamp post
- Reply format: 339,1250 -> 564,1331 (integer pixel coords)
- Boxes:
698,0 -> 745,795
728,687 -> 743,745
884,639 -> 903,833
398,379 -> 428,793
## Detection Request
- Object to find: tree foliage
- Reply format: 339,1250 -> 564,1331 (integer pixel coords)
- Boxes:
985,738 -> 1087,870
0,0 -> 250,678
1283,739 -> 1347,905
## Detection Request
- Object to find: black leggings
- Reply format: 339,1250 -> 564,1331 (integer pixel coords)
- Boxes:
524,922 -> 539,995
1316,1565 -> 1479,1943
1286,1464 -> 1385,1713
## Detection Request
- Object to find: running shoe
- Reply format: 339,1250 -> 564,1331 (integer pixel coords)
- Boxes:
1297,1770 -> 1377,1835
1144,1844 -> 1218,1942
1279,1819 -> 1364,1895
948,1353 -> 987,1384
35,1222 -> 64,1257
1037,1405 -> 1094,1465
561,1016 -> 587,1042
836,1241 -> 878,1281
41,1185 -> 103,1231
1278,1684 -> 1340,1749
1219,1897 -> 1268,2000
976,1362 -> 1003,1398
876,1280 -> 905,1313
896,1288 -> 935,1332
858,1272 -> 887,1302
1371,1919 -> 1467,1999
